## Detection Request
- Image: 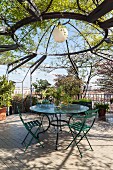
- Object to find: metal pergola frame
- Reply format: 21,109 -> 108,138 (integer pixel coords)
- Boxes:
1,0 -> 113,112
1,1 -> 113,53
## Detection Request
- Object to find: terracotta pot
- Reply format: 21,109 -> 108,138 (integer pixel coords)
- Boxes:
0,107 -> 7,120
98,108 -> 106,121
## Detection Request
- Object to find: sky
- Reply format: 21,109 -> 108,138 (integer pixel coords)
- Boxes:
0,64 -> 97,91
0,64 -> 67,88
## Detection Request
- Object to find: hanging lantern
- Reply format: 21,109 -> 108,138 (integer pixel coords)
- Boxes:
52,24 -> 68,43
0,26 -> 7,33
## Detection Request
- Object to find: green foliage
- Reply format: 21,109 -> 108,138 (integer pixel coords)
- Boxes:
44,86 -> 72,105
61,93 -> 72,105
54,74 -> 82,98
24,95 -> 38,112
0,75 -> 15,108
70,99 -> 79,104
42,99 -> 50,104
32,79 -> 51,93
71,98 -> 92,104
94,103 -> 109,110
50,86 -> 63,106
78,98 -> 92,102
42,74 -> 84,105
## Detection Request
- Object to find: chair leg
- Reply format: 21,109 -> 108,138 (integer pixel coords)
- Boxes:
22,132 -> 29,144
75,142 -> 83,158
66,136 -> 83,158
66,129 -> 84,158
35,128 -> 44,148
24,127 -> 43,152
66,126 -> 78,150
84,133 -> 93,151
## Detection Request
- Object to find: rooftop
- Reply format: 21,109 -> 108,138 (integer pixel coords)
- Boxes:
0,114 -> 113,169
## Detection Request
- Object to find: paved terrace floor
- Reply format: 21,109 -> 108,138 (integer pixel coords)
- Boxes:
0,114 -> 113,170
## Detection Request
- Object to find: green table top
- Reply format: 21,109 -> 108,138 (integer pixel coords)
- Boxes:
30,104 -> 89,115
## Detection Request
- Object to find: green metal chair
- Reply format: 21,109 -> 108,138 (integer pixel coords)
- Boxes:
66,109 -> 98,158
17,106 -> 44,152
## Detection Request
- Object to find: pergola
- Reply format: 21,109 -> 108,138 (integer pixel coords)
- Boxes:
1,1 -> 113,66
1,0 -> 113,104
0,0 -> 113,60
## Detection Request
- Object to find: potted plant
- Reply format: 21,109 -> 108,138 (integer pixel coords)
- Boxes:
43,87 -> 63,106
42,99 -> 50,104
94,102 -> 109,120
0,75 -> 15,120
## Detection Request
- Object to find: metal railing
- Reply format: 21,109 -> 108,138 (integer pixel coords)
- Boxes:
82,93 -> 113,113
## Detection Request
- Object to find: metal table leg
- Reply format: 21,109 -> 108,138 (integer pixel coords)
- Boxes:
37,113 -> 51,136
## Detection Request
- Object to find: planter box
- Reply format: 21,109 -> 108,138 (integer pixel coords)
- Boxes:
0,107 -> 6,120
79,101 -> 92,109
72,101 -> 92,109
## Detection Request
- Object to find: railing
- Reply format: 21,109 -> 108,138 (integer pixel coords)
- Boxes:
82,93 -> 113,113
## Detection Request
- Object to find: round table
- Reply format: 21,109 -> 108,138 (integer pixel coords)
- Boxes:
30,103 -> 89,114
30,104 -> 89,150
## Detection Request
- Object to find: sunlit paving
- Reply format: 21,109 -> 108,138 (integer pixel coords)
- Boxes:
1,0 -> 113,169
0,113 -> 113,169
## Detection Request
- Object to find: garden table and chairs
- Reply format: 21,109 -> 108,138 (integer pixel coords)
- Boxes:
30,104 -> 89,150
18,103 -> 98,157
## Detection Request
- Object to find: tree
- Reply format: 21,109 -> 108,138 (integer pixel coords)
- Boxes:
32,79 -> 51,94
96,60 -> 113,93
54,74 -> 82,99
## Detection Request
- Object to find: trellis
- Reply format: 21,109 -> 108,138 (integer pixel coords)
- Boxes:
1,0 -> 113,111
1,1 -> 113,68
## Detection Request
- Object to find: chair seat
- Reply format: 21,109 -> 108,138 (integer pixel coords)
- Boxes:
25,120 -> 41,130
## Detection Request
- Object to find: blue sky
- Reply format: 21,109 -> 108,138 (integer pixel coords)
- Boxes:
0,64 -> 67,88
0,64 -> 97,90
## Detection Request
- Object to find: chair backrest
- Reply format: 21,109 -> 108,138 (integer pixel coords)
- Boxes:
85,108 -> 98,116
69,113 -> 86,135
69,109 -> 98,134
83,109 -> 98,132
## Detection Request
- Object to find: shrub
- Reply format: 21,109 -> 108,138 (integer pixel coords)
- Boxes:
24,95 -> 38,112
78,98 -> 92,102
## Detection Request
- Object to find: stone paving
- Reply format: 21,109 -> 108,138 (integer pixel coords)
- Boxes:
0,114 -> 113,170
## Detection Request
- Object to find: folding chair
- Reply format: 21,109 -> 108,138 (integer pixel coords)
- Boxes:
17,106 -> 44,152
66,109 -> 98,158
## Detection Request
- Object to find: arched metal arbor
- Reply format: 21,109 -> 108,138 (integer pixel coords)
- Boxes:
1,0 -> 113,74
1,0 -> 113,109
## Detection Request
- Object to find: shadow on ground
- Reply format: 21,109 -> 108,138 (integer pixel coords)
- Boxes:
0,114 -> 113,169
